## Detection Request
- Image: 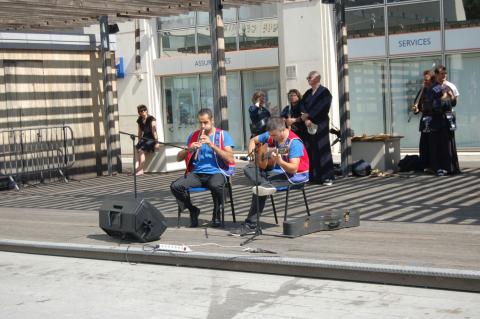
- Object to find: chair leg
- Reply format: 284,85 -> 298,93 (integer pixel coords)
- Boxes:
284,186 -> 290,222
270,195 -> 278,225
177,204 -> 181,228
302,188 -> 311,216
177,191 -> 190,228
221,184 -> 225,227
227,181 -> 236,223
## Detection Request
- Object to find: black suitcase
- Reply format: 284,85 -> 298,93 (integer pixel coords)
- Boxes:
283,209 -> 360,237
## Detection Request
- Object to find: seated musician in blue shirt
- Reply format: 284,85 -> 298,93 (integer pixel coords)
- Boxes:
236,117 -> 309,234
171,108 -> 235,228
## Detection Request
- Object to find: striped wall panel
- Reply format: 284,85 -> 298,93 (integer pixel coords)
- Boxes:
0,49 -> 121,179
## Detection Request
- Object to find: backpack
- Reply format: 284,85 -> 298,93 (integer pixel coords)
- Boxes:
398,155 -> 423,172
352,159 -> 372,177
0,174 -> 15,191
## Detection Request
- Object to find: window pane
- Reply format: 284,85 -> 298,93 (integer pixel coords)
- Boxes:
158,12 -> 195,30
387,0 -> 422,3
197,24 -> 238,54
444,0 -> 480,29
346,0 -> 384,8
224,8 -> 238,23
387,2 -> 440,35
447,53 -> 480,148
242,69 -> 280,143
160,29 -> 196,57
197,12 -> 209,26
346,7 -> 385,38
349,61 -> 387,136
239,19 -> 278,50
197,26 -> 211,54
197,8 -> 237,25
162,76 -> 200,143
199,73 -> 244,149
239,4 -> 277,20
389,56 -> 441,148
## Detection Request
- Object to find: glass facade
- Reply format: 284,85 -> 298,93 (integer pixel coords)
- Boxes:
158,4 -> 280,150
390,56 -> 441,147
444,0 -> 480,29
387,1 -> 440,35
241,70 -> 281,143
447,52 -> 480,148
349,61 -> 387,136
239,18 -> 278,50
347,0 -> 480,149
346,7 -> 385,38
158,5 -> 278,55
160,28 -> 196,57
161,69 -> 280,150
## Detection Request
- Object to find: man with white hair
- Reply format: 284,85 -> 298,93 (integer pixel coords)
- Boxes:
299,71 -> 335,185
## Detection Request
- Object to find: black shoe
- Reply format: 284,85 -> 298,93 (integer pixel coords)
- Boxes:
210,218 -> 222,228
189,207 -> 200,228
436,169 -> 445,176
322,179 -> 333,186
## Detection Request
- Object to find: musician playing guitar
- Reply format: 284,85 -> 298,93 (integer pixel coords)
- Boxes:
237,117 -> 309,235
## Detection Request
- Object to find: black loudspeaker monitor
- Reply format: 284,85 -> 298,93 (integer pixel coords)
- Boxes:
99,199 -> 167,242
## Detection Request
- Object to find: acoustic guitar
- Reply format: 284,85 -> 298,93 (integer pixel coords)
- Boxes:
255,143 -> 289,170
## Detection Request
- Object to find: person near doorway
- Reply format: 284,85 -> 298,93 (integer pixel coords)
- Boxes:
248,90 -> 271,137
135,104 -> 160,175
170,108 -> 235,228
299,71 -> 335,185
280,89 -> 307,141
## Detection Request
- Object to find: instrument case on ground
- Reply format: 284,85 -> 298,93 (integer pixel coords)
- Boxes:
283,209 -> 360,237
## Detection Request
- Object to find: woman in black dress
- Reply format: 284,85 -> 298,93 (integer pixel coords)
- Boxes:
135,104 -> 160,175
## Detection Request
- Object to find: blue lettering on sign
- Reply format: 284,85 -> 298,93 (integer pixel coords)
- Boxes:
194,58 -> 232,68
398,38 -> 432,48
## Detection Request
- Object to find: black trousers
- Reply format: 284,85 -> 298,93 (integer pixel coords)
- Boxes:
170,173 -> 226,218
243,163 -> 290,224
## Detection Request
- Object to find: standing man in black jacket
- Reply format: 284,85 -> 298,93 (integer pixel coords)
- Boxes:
299,71 -> 334,185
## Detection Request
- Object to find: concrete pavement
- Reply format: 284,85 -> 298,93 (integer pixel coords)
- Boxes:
1,251 -> 479,319
0,164 -> 479,292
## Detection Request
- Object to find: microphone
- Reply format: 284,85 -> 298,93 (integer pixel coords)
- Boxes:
194,129 -> 205,160
329,128 -> 341,138
331,137 -> 341,146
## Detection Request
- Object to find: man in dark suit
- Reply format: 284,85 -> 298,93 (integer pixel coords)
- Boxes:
299,71 -> 334,185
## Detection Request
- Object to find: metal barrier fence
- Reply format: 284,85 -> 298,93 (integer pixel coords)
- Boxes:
0,126 -> 75,189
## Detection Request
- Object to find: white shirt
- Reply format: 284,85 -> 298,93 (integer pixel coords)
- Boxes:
443,80 -> 460,97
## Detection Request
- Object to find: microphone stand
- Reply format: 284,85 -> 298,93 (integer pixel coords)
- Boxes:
119,131 -> 139,199
119,131 -> 190,199
241,144 -> 263,246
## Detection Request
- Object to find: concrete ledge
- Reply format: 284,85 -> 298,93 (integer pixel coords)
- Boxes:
143,146 -> 185,173
1,239 -> 479,293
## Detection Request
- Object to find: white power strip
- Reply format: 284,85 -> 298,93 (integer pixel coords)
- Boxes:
155,244 -> 192,252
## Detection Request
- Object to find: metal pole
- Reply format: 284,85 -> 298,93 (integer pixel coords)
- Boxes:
132,136 -> 137,199
99,15 -> 113,175
134,19 -> 141,71
209,0 -> 228,130
334,0 -> 352,176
